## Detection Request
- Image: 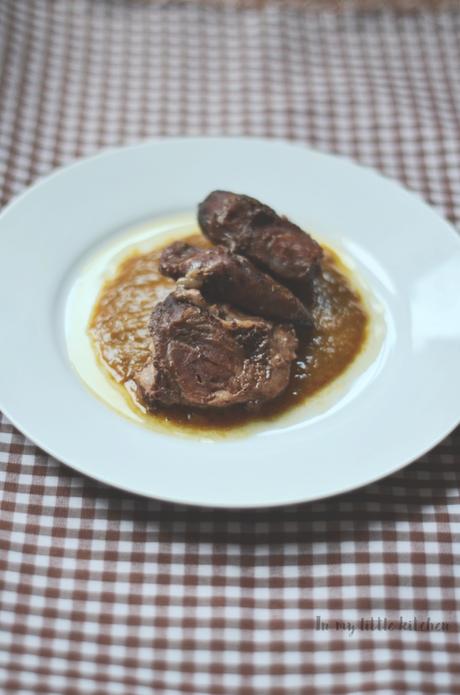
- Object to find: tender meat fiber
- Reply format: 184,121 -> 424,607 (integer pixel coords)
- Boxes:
159,242 -> 312,327
198,191 -> 323,284
135,288 -> 298,409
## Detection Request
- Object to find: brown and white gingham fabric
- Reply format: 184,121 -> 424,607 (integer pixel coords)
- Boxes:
1,1 -> 460,694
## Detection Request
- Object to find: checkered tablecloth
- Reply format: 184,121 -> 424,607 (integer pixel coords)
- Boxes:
1,1 -> 460,693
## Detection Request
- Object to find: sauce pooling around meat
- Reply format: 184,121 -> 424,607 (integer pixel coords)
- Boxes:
89,233 -> 368,432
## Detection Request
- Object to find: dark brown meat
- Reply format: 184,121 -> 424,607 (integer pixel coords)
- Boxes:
159,242 -> 312,327
198,191 -> 323,285
135,288 -> 297,409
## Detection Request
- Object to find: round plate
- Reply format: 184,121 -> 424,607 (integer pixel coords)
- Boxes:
1,137 -> 459,508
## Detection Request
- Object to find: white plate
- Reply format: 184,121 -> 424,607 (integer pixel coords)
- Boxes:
0,137 -> 459,508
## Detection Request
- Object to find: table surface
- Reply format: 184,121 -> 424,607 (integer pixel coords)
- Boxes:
1,1 -> 459,694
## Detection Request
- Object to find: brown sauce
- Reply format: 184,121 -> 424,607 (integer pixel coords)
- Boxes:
89,233 -> 368,431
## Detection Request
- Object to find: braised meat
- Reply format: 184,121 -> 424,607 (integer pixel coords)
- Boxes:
159,242 -> 312,327
198,191 -> 323,285
135,288 -> 298,409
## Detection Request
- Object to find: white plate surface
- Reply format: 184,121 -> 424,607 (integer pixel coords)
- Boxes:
0,137 -> 459,508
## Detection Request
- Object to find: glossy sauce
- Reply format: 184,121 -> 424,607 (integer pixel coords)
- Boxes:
89,233 -> 368,431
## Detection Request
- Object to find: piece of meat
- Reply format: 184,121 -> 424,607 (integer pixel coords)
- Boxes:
159,242 -> 312,327
198,191 -> 323,285
135,288 -> 297,410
